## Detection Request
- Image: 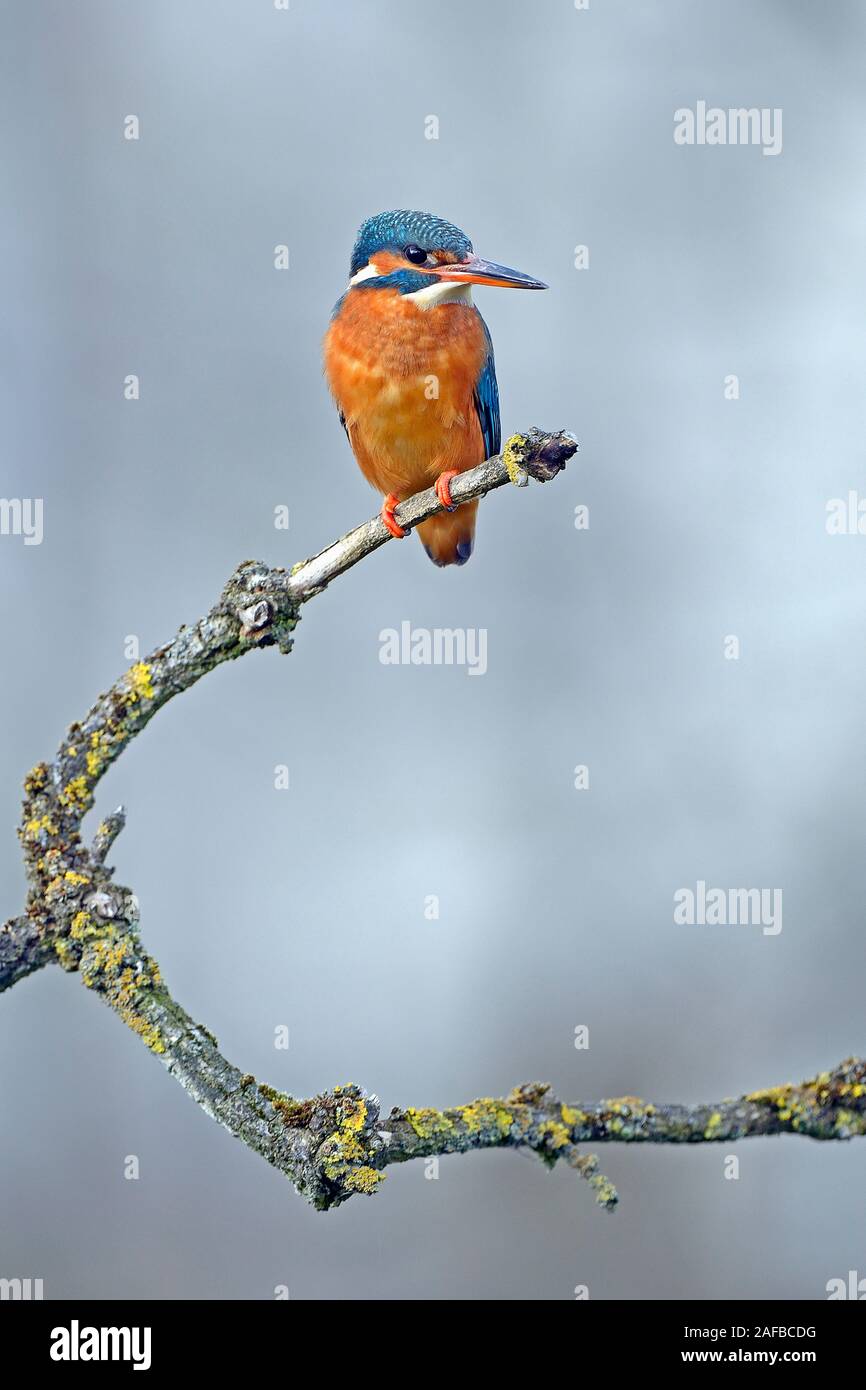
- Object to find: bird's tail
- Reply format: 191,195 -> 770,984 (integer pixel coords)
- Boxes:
416,500 -> 478,567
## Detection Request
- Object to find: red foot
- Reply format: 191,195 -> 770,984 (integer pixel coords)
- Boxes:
435,470 -> 460,512
381,493 -> 407,539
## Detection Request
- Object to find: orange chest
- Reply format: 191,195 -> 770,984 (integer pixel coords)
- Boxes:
324,289 -> 487,451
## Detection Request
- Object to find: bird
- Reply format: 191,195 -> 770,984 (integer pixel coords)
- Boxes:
323,210 -> 547,567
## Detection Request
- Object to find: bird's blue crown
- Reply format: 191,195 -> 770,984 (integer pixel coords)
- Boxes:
350,209 -> 472,276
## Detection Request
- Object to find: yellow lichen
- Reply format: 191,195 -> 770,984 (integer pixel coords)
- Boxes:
120,1012 -> 165,1054
125,662 -> 155,703
318,1091 -> 388,1196
458,1098 -> 515,1136
405,1107 -> 454,1140
70,911 -> 98,941
501,432 -> 527,485
54,939 -> 78,971
834,1109 -> 862,1134
607,1095 -> 655,1117
590,1174 -> 619,1210
538,1120 -> 571,1150
59,775 -> 89,809
339,1098 -> 367,1133
86,729 -> 112,777
24,764 -> 48,794
344,1165 -> 384,1194
561,1104 -> 586,1128
80,934 -> 165,1054
64,870 -> 90,886
747,1082 -> 793,1104
24,814 -> 57,839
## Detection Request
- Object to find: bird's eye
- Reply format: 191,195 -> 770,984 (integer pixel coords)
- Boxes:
404,244 -> 428,265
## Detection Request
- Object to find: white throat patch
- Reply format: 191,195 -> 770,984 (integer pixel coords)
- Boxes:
348,262 -> 382,287
346,263 -> 473,310
403,280 -> 474,310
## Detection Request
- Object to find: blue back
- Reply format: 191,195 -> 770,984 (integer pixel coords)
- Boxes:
473,314 -> 501,460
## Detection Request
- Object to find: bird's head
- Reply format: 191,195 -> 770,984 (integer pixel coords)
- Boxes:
346,209 -> 547,305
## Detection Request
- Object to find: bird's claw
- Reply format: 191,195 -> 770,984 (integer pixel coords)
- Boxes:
434,470 -> 460,512
380,494 -> 407,539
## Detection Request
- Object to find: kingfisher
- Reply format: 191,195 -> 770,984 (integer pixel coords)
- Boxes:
323,210 -> 547,567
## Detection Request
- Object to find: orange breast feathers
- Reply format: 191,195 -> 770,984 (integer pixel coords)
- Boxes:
323,286 -> 488,499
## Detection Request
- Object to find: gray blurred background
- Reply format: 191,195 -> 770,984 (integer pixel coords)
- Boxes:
1,0 -> 865,1300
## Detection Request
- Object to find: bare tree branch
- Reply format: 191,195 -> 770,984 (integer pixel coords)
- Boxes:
3,424 -> 864,1210
286,426 -> 576,600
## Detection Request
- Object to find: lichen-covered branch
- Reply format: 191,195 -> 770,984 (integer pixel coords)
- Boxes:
0,914 -> 54,991
2,424 -> 863,1211
2,426 -> 576,1001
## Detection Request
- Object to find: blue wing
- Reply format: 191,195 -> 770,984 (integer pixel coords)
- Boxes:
472,314 -> 501,460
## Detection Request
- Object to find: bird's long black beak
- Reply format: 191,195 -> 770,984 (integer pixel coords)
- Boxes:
433,254 -> 547,290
